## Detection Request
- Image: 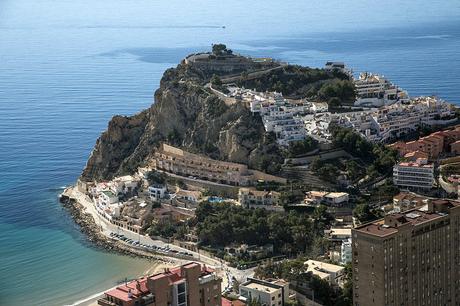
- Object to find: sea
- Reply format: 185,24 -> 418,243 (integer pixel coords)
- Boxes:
0,0 -> 459,305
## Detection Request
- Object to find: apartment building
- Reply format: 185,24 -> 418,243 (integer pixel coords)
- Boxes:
261,105 -> 309,146
304,191 -> 349,206
354,72 -> 409,107
340,238 -> 352,264
393,160 -> 434,189
327,228 -> 352,242
390,126 -> 460,160
153,144 -> 286,186
402,150 -> 429,162
149,184 -> 167,201
98,262 -> 222,306
392,192 -> 429,213
238,188 -> 282,211
303,112 -> 334,143
335,97 -> 455,143
237,88 -> 330,146
304,260 -> 345,287
352,199 -> 460,306
239,278 -> 289,306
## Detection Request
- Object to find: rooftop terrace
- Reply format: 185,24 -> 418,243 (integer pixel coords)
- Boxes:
354,199 -> 460,237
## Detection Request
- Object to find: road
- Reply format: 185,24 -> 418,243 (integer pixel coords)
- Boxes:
66,187 -> 254,289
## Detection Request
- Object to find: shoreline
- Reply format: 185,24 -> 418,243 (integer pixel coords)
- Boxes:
59,185 -> 241,305
68,261 -> 177,306
60,192 -> 173,261
59,188 -> 189,306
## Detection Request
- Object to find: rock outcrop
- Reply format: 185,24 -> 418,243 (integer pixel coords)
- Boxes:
80,52 -> 353,182
80,57 -> 284,181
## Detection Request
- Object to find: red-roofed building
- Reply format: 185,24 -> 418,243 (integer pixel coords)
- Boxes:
98,262 -> 222,306
388,125 -> 460,160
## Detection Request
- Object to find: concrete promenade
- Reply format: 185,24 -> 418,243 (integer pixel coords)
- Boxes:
63,186 -> 254,300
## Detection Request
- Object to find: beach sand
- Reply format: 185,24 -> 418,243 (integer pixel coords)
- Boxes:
73,259 -> 184,306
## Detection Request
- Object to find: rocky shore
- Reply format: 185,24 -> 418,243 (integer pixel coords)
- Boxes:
59,194 -> 171,262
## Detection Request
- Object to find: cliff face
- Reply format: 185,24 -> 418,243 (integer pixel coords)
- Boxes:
80,60 -> 284,181
80,53 -> 354,182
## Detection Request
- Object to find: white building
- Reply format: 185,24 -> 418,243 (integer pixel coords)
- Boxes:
241,88 -> 319,146
354,72 -> 409,107
303,112 -> 333,143
95,190 -> 122,220
149,184 -> 167,201
239,278 -> 289,306
340,238 -> 352,264
393,160 -> 434,189
176,189 -> 202,204
305,260 -> 345,287
311,102 -> 328,113
328,228 -> 352,242
304,191 -> 349,206
323,192 -> 349,206
324,61 -> 352,76
330,97 -> 455,143
110,175 -> 139,195
99,190 -> 119,206
369,97 -> 455,143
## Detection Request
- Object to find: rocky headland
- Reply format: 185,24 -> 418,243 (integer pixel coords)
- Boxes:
80,47 -> 354,182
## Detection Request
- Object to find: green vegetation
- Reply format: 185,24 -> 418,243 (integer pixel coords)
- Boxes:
353,203 -> 379,224
148,220 -> 178,238
310,156 -> 367,185
166,128 -> 182,145
236,65 -> 355,104
318,79 -> 356,107
212,43 -> 232,56
441,163 -> 460,179
146,170 -> 166,185
210,74 -> 222,86
249,131 -> 285,175
193,202 -> 332,256
286,137 -> 318,157
310,160 -> 340,183
331,125 -> 398,178
255,259 -> 353,306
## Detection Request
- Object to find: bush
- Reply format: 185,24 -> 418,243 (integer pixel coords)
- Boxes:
331,125 -> 397,175
287,137 -> 318,157
195,202 -> 323,256
146,171 -> 166,185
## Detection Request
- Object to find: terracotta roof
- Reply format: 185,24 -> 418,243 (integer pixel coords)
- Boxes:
105,262 -> 213,302
397,161 -> 433,168
404,150 -> 428,160
105,277 -> 149,302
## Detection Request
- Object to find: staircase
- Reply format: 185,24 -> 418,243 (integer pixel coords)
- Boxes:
281,166 -> 334,189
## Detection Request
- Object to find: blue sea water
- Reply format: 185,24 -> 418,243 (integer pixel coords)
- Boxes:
1,0 -> 460,305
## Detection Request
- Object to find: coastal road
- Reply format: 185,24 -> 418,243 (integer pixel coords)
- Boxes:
67,187 -> 254,286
